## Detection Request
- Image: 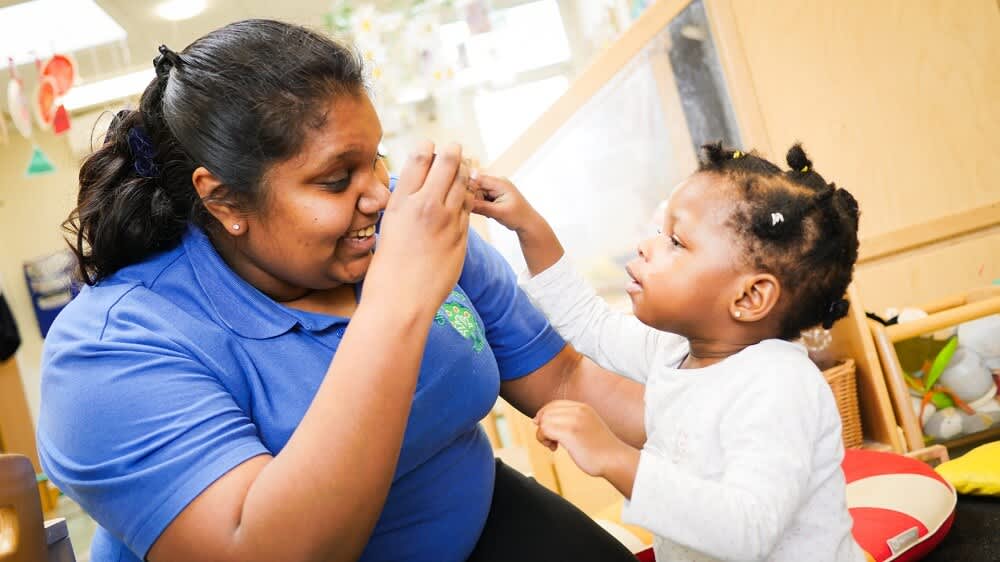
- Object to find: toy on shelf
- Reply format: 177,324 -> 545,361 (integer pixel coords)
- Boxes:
902,334 -> 1000,442
869,287 -> 1000,452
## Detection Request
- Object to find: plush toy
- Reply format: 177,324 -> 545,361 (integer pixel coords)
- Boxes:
937,347 -> 993,402
936,441 -> 1000,496
923,408 -> 964,441
894,311 -> 1000,441
957,314 -> 1000,370
909,395 -> 936,426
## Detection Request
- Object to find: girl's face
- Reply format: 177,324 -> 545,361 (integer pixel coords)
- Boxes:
228,92 -> 390,300
625,172 -> 746,336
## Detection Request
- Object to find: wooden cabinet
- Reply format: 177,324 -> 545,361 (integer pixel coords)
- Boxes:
0,358 -> 41,473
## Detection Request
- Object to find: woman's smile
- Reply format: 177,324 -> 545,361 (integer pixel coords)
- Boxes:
341,223 -> 378,253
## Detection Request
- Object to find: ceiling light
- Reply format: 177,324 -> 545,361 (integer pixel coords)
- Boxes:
62,69 -> 156,112
155,0 -> 207,21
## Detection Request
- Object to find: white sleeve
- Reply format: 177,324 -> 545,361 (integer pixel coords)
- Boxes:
519,255 -> 686,382
622,364 -> 823,560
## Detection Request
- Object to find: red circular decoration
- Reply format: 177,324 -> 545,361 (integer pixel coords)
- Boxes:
41,54 -> 76,96
35,75 -> 58,129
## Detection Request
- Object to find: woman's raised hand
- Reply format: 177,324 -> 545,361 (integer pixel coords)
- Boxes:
367,140 -> 474,316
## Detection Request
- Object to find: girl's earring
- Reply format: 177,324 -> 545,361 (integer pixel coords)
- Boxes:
232,224 -> 241,231
734,311 -> 742,319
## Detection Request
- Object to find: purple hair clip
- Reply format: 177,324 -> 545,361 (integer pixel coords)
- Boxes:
127,127 -> 159,178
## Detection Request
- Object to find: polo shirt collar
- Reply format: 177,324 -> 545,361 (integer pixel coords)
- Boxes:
182,225 -> 346,339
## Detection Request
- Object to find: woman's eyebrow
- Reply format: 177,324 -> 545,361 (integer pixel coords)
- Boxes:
307,147 -> 364,176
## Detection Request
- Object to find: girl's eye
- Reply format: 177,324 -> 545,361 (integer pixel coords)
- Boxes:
671,235 -> 684,248
374,152 -> 386,169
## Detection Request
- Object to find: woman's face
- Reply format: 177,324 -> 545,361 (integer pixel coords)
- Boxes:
231,92 -> 390,300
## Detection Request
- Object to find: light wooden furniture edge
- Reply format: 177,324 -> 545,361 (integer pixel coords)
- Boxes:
858,202 -> 1000,265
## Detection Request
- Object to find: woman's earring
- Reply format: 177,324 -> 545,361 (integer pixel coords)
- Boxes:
232,224 -> 241,231
734,311 -> 742,319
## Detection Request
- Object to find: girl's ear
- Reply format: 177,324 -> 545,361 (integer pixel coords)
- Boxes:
731,273 -> 780,322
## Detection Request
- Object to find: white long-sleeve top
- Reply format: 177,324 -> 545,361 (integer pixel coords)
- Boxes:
520,256 -> 864,562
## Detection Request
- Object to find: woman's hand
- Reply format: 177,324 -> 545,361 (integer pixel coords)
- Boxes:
367,140 -> 474,315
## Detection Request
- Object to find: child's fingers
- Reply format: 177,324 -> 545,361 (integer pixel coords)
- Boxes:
536,418 -> 568,449
469,174 -> 510,200
533,399 -> 581,424
539,411 -> 584,433
470,198 -> 500,218
533,400 -> 560,424
535,425 -> 558,451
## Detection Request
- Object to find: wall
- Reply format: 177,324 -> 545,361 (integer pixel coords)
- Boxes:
0,130 -> 80,423
724,0 -> 1000,311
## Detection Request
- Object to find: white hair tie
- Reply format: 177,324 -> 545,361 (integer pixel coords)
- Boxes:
770,212 -> 784,226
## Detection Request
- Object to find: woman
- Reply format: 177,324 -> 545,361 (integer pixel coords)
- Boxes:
38,19 -> 644,562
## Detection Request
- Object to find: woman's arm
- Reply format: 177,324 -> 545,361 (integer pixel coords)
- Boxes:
151,299 -> 438,562
149,142 -> 473,562
501,346 -> 647,448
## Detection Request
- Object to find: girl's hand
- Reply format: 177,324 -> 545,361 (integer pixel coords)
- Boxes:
470,174 -> 543,234
368,140 -> 474,315
533,400 -> 629,478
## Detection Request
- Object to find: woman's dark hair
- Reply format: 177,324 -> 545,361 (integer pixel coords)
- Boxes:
66,19 -> 367,284
698,142 -> 861,339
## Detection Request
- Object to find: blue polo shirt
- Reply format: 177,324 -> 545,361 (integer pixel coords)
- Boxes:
37,211 -> 564,561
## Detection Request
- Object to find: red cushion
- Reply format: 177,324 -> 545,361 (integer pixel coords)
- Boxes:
843,450 -> 956,561
634,546 -> 655,562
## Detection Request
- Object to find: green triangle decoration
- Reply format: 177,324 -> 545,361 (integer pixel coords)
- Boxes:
26,146 -> 56,176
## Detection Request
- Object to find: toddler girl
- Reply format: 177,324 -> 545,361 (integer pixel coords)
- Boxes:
472,144 -> 865,561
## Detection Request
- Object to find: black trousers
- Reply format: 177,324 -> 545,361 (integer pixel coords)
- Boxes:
466,460 -> 637,562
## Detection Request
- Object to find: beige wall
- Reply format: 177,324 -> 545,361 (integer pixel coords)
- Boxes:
725,0 -> 1000,311
0,131 -> 80,423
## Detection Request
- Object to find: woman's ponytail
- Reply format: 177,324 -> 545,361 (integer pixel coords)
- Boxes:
66,52 -> 198,284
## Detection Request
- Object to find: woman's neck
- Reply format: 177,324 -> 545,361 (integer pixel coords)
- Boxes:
284,283 -> 358,317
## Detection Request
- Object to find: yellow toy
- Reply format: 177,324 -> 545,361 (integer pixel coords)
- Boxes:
935,441 -> 1000,496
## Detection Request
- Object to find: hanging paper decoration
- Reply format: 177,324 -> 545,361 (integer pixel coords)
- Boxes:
6,59 -> 33,139
41,54 -> 77,96
52,104 -> 71,135
35,75 -> 58,130
26,146 -> 56,176
35,54 -> 76,135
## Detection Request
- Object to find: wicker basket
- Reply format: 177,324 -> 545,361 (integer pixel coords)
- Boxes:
823,359 -> 863,449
